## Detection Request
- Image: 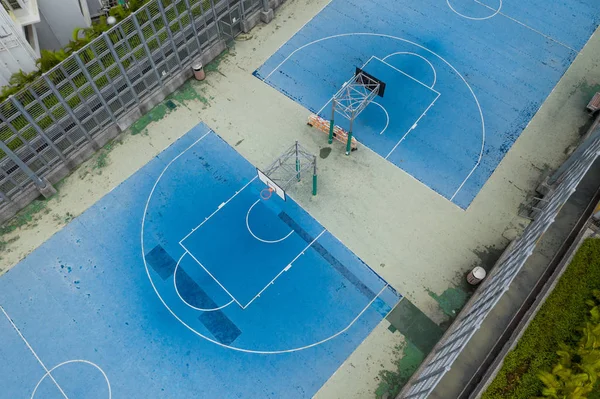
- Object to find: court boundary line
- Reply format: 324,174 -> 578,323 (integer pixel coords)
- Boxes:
179,176 -> 258,244
173,252 -> 236,312
180,185 -> 328,309
141,129 -> 402,353
260,33 -> 485,206
0,305 -> 71,399
243,229 -> 327,309
385,91 -> 441,159
246,199 -> 295,244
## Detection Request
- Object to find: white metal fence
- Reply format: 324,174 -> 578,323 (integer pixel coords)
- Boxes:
0,0 -> 264,221
398,128 -> 600,398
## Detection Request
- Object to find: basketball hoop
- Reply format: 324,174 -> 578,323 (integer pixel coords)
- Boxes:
260,187 -> 274,200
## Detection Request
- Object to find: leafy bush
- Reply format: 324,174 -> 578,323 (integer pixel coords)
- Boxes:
0,0 -> 152,104
483,238 -> 600,399
535,291 -> 600,398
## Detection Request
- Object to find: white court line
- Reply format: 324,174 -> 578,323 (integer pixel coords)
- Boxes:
473,0 -> 580,54
179,247 -> 243,308
246,199 -> 294,244
447,0 -> 502,20
375,102 -> 390,135
242,229 -> 327,309
385,92 -> 442,159
173,253 -> 235,312
0,305 -> 71,399
141,132 -> 400,352
372,56 -> 440,95
262,33 -> 485,203
31,360 -> 111,399
382,52 -> 437,88
179,176 -> 258,244
316,55 -> 438,116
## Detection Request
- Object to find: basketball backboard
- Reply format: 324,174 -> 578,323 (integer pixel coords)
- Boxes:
257,168 -> 286,201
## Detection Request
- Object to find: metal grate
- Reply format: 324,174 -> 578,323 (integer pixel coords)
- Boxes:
0,0 -> 264,215
398,128 -> 600,398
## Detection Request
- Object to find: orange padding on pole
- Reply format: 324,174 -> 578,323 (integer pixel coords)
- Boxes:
307,114 -> 358,150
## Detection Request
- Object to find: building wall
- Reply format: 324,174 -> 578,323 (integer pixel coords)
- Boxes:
0,7 -> 37,85
36,0 -> 91,50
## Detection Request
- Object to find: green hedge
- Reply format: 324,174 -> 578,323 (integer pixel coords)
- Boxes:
482,238 -> 600,399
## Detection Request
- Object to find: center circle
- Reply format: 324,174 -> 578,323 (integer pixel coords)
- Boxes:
446,0 -> 502,20
31,360 -> 111,399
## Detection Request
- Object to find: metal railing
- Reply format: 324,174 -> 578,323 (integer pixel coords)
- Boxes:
0,0 -> 264,220
398,127 -> 600,398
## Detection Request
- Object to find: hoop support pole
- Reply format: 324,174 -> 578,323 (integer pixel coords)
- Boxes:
295,141 -> 301,182
346,117 -> 354,155
328,101 -> 335,144
312,155 -> 318,196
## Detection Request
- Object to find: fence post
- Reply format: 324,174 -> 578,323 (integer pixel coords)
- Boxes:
73,54 -> 119,125
260,0 -> 274,23
103,32 -> 141,104
156,0 -> 184,68
182,0 -> 205,56
39,73 -> 99,150
0,188 -> 12,204
0,136 -> 56,198
209,0 -> 221,40
131,15 -> 164,87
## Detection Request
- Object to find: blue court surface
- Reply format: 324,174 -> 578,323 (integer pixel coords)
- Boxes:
253,0 -> 600,208
0,123 -> 401,398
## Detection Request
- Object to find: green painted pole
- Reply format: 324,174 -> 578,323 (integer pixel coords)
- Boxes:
346,118 -> 354,155
328,102 -> 335,144
312,155 -> 317,196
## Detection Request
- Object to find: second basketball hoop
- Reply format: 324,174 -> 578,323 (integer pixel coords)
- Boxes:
257,141 -> 318,201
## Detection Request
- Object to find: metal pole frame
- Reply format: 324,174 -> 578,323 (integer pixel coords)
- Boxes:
182,0 -> 205,58
72,53 -> 119,125
156,0 -> 184,69
103,31 -> 141,105
328,100 -> 335,144
295,140 -> 300,182
41,72 -> 99,150
346,114 -> 354,155
131,13 -> 165,88
312,155 -> 317,196
7,93 -> 69,164
0,135 -> 46,189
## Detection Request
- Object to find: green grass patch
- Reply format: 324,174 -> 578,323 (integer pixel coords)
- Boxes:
375,341 -> 425,399
203,48 -> 230,73
0,199 -> 48,237
482,238 -> 600,399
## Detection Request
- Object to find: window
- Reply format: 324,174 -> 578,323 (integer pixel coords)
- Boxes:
7,0 -> 22,10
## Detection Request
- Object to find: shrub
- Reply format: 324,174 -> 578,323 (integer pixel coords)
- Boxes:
483,238 -> 600,399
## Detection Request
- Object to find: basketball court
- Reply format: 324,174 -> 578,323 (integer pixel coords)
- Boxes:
0,123 -> 400,398
254,0 -> 600,208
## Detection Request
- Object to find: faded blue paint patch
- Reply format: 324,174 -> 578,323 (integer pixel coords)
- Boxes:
0,123 -> 401,399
